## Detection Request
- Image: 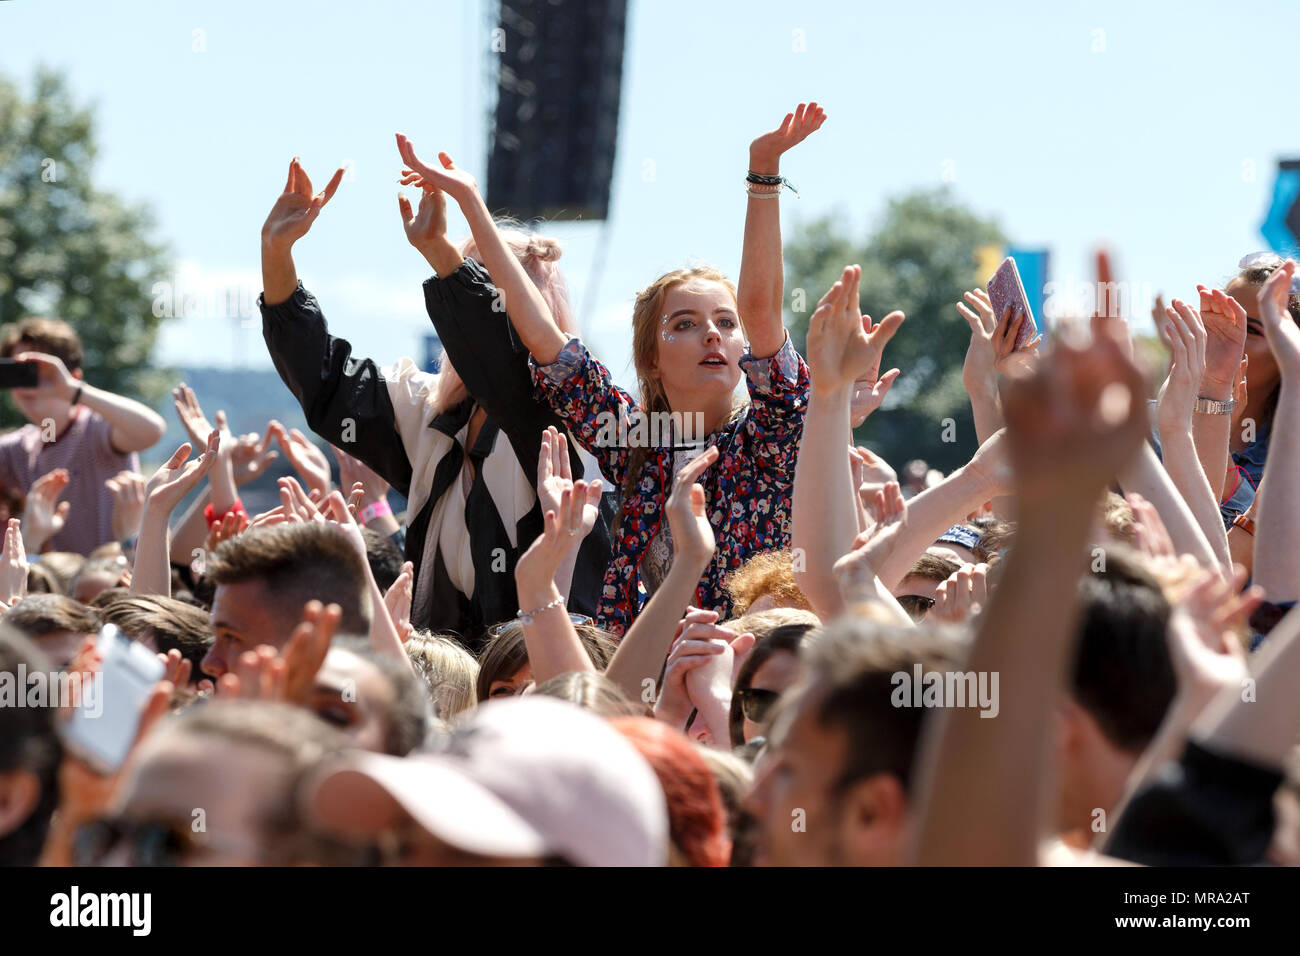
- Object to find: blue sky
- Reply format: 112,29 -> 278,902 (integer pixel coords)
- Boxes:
2,0 -> 1295,393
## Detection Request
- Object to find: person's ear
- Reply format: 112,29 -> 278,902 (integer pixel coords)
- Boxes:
837,772 -> 908,866
0,768 -> 42,839
1058,697 -> 1084,749
72,368 -> 84,382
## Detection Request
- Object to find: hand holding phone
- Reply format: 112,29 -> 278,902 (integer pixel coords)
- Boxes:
0,358 -> 40,390
986,257 -> 1037,351
61,624 -> 167,775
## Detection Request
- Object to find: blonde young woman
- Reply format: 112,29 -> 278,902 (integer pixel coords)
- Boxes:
396,104 -> 842,635
259,158 -> 611,643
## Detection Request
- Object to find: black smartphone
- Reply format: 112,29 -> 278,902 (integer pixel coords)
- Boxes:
0,358 -> 40,389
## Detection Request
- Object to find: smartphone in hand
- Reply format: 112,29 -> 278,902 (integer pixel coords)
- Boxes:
61,625 -> 166,775
986,257 -> 1037,351
0,358 -> 40,389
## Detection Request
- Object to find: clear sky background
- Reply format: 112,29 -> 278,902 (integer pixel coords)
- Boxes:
2,0 -> 1295,394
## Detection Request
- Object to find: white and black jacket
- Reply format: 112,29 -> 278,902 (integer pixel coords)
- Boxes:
260,260 -> 614,647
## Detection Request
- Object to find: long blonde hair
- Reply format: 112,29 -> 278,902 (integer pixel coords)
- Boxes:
431,222 -> 576,414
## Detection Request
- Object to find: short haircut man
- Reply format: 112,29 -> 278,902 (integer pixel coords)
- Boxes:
200,523 -> 370,679
746,619 -> 968,866
1058,549 -> 1175,838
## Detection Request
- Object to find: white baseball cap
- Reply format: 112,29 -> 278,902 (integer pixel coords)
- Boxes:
305,696 -> 669,866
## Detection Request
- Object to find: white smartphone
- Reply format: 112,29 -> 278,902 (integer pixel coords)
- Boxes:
61,624 -> 165,775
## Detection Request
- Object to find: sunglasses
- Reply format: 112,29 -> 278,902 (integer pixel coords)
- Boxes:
1238,252 -> 1300,294
488,613 -> 593,637
736,687 -> 781,724
73,815 -> 265,866
896,594 -> 936,621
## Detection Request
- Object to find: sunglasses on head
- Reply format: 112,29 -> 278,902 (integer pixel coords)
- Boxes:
1238,252 -> 1300,294
736,687 -> 781,724
896,594 -> 936,621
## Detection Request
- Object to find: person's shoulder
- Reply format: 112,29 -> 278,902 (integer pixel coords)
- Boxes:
0,423 -> 39,448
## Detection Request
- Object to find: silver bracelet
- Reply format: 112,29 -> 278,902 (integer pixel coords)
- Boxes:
517,596 -> 566,626
1193,396 -> 1236,415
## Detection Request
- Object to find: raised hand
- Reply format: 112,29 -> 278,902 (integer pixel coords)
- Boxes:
833,480 -> 908,601
852,446 -> 898,524
749,101 -> 827,170
0,517 -> 29,605
13,351 -> 79,403
270,421 -> 331,497
1002,318 -> 1148,508
231,426 -> 279,486
144,433 -> 221,515
959,288 -> 1042,394
1257,260 -> 1300,378
1156,299 -> 1208,440
383,561 -> 415,643
171,383 -> 221,448
806,265 -> 905,394
22,468 -> 71,553
536,427 -> 602,541
332,444 -> 390,508
1195,284 -> 1249,392
397,184 -> 448,250
395,134 -> 478,202
205,509 -> 247,553
930,562 -> 991,623
652,608 -> 732,728
1167,566 -> 1257,704
664,446 -> 719,568
515,481 -> 593,597
261,157 -> 345,251
104,470 -> 146,543
1091,249 -> 1134,360
280,601 -> 342,704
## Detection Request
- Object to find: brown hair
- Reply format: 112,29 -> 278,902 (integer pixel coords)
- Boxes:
475,621 -> 617,702
803,619 -> 969,797
99,595 -> 214,683
720,606 -> 820,642
205,524 -> 371,635
903,552 -> 961,585
0,317 -> 84,371
615,267 -> 740,533
725,550 -> 814,616
2,593 -> 99,638
25,552 -> 84,594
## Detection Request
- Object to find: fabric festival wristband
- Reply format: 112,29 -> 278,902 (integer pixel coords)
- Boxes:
359,500 -> 393,525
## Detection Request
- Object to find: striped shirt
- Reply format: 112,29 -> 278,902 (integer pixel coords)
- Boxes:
0,408 -> 140,555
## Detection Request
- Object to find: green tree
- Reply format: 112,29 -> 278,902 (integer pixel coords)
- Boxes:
0,68 -> 172,428
785,188 -> 1005,471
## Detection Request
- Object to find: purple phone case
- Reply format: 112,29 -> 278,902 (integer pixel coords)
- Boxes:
986,258 -> 1036,350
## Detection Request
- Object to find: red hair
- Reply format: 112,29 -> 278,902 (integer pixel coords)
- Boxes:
609,717 -> 730,867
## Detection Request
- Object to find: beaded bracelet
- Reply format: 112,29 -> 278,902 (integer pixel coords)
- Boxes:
518,596 -> 566,626
745,171 -> 799,197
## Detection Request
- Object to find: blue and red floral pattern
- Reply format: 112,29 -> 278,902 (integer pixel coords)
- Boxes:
531,334 -> 810,636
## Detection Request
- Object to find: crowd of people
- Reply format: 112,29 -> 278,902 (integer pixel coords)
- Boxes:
3,102 -> 1300,867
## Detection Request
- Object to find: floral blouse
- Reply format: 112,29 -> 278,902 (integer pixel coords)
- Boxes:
531,334 -> 810,636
